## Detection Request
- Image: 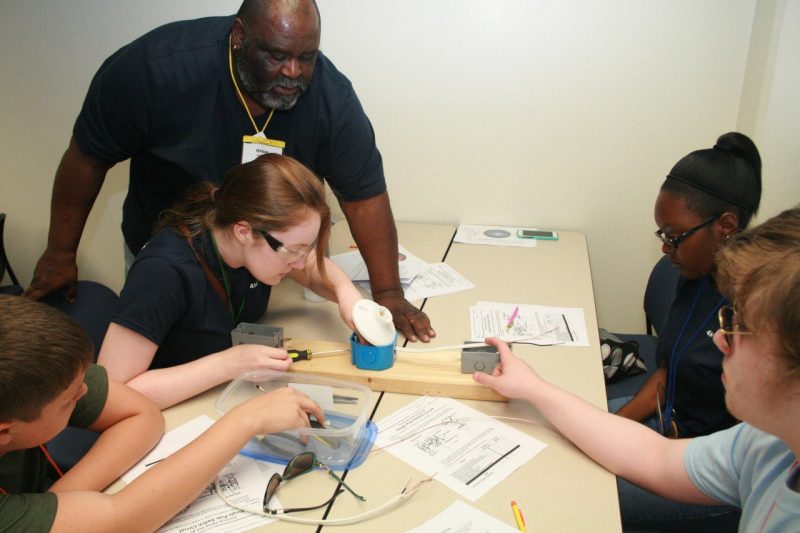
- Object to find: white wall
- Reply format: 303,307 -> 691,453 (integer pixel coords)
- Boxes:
1,0 -> 797,332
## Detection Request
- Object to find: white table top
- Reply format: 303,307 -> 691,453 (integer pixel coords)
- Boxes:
132,223 -> 619,532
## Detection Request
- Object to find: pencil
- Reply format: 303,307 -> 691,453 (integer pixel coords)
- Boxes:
511,500 -> 526,532
505,306 -> 520,331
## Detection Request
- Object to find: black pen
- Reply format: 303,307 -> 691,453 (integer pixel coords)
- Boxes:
562,314 -> 574,342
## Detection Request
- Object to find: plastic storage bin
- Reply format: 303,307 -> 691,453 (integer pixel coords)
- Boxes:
216,370 -> 375,470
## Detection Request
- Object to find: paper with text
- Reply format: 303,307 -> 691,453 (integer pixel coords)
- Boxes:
454,224 -> 538,248
331,244 -> 427,283
471,301 -> 589,347
375,396 -> 546,501
158,455 -> 279,533
358,262 -> 474,301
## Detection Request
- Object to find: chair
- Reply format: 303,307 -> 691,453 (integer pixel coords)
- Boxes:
606,255 -> 679,399
0,213 -> 23,295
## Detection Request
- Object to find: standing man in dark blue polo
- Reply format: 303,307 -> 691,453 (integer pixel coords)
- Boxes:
26,0 -> 435,342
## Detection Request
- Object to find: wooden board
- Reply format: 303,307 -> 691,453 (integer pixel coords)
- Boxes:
285,339 -> 507,402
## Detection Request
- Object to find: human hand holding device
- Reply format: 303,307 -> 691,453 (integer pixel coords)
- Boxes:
472,338 -> 542,400
222,343 -> 292,378
235,386 -> 326,436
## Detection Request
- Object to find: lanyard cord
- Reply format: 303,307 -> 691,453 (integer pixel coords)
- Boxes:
1,445 -> 64,496
209,233 -> 246,323
228,35 -> 275,135
664,277 -> 726,430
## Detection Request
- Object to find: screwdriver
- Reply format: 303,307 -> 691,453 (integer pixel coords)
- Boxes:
287,348 -> 350,361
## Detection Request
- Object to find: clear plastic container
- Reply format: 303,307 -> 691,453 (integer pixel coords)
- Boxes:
215,370 -> 375,469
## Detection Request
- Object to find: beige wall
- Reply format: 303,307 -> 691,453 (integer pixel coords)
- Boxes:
1,0 -> 797,332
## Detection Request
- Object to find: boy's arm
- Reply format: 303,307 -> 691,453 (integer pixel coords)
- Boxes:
49,378 -> 164,492
49,388 -> 322,533
474,338 -> 719,504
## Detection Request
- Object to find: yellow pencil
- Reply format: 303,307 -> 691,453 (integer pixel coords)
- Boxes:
511,500 -> 526,532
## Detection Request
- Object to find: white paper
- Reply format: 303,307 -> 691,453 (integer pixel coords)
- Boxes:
158,455 -> 279,533
471,301 -> 590,347
331,244 -> 427,283
121,416 -> 282,533
454,224 -> 538,248
375,396 -> 547,501
408,500 -> 520,533
122,415 -> 215,484
357,262 -> 474,301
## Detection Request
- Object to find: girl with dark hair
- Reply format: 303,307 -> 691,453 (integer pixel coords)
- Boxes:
608,132 -> 763,530
615,131 -> 762,437
97,154 -> 363,409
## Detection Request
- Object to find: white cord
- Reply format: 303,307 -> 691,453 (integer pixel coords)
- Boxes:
395,333 -> 562,353
213,476 -> 432,525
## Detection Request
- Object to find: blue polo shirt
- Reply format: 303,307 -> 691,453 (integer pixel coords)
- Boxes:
112,228 -> 271,368
74,15 -> 386,254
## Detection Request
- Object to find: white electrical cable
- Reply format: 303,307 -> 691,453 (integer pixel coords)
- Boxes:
395,331 -> 563,353
213,476 -> 433,525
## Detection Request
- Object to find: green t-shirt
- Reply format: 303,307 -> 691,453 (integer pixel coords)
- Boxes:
0,364 -> 109,532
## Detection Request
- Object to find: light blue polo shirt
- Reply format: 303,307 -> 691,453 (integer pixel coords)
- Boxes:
685,423 -> 800,532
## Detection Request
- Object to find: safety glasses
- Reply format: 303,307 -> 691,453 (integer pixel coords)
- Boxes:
718,305 -> 752,349
259,230 -> 315,262
263,451 -> 365,515
655,216 -> 716,250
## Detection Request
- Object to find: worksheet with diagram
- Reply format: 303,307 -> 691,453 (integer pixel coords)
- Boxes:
375,396 -> 546,501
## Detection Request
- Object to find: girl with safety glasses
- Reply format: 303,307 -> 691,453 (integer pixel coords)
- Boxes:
98,154 -> 362,409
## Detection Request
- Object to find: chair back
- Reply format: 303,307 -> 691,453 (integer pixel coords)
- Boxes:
643,255 -> 679,336
0,213 -> 22,290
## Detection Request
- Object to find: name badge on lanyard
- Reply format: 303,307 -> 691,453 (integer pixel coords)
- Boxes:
241,132 -> 285,163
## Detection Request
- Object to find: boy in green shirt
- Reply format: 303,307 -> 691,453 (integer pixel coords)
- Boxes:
0,294 -> 324,532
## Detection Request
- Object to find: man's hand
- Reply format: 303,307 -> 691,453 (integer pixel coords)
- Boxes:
374,289 -> 436,342
24,248 -> 78,301
340,192 -> 437,343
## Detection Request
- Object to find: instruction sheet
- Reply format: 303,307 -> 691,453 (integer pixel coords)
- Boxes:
470,301 -> 590,347
375,396 -> 547,501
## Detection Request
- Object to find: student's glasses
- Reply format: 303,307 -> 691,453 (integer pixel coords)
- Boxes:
259,230 -> 315,262
718,304 -> 752,349
263,451 -> 365,515
655,217 -> 716,250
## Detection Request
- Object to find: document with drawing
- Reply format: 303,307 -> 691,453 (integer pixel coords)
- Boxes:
375,396 -> 547,501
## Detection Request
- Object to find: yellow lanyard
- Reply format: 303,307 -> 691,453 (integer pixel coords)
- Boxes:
228,35 -> 275,135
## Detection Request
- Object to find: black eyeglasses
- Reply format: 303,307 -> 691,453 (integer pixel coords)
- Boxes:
655,216 -> 716,250
263,451 -> 365,515
258,230 -> 315,262
718,305 -> 752,349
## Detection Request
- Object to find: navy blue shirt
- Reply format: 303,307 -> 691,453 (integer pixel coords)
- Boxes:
74,16 -> 386,253
112,229 -> 271,368
657,276 -> 736,437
